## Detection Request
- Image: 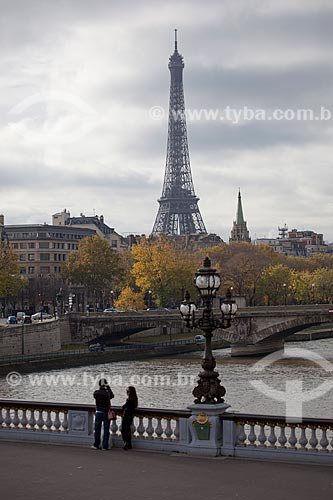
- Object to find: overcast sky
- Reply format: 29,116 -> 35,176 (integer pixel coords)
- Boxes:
1,0 -> 332,242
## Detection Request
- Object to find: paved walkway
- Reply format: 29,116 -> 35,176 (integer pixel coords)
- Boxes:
0,441 -> 332,500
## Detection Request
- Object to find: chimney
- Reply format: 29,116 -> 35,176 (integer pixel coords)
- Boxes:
100,215 -> 104,223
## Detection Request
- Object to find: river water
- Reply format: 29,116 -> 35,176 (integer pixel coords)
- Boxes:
1,339 -> 333,419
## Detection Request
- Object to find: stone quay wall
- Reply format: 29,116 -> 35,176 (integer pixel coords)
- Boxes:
0,321 -> 61,357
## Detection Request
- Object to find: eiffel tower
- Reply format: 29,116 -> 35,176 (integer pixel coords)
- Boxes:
152,30 -> 207,236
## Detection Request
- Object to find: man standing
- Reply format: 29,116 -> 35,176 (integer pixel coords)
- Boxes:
92,378 -> 114,450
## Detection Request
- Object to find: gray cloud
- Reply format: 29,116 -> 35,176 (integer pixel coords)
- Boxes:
0,0 -> 332,241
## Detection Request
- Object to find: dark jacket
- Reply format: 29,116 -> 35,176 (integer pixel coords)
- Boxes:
122,398 -> 136,422
93,386 -> 114,412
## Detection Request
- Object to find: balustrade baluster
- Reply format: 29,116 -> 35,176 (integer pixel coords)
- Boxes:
54,412 -> 61,431
13,410 -> 20,429
155,418 -> 163,439
236,423 -> 247,446
21,409 -> 28,429
309,428 -> 318,451
299,427 -> 308,450
165,419 -> 173,439
258,425 -> 267,447
146,417 -> 154,438
45,411 -> 52,431
28,410 -> 36,430
137,417 -> 145,437
174,419 -> 179,439
37,411 -> 45,430
248,424 -> 256,446
268,425 -> 277,447
110,418 -> 118,435
278,426 -> 287,448
319,429 -> 329,452
288,426 -> 297,448
62,413 -> 68,432
5,409 -> 11,427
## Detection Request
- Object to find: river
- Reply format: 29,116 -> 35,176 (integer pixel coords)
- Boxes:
1,339 -> 332,419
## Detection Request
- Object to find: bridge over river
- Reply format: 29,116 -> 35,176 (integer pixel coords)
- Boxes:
65,305 -> 332,356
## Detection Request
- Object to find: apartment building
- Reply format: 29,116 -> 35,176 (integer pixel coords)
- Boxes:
52,209 -> 127,251
5,222 -> 95,277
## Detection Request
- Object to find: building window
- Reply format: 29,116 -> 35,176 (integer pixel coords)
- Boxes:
40,253 -> 50,261
20,267 -> 26,274
19,254 -> 26,261
39,242 -> 49,249
20,243 -> 27,249
111,240 -> 118,248
28,243 -> 35,249
28,254 -> 35,261
28,267 -> 35,274
40,266 -> 50,273
13,243 -> 19,249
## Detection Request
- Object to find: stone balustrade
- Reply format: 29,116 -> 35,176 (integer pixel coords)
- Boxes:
221,413 -> 333,463
0,399 -> 332,463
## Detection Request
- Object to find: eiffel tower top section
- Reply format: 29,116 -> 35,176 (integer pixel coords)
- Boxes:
151,30 -> 207,236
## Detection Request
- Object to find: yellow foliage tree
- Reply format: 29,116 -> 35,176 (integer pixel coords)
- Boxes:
131,236 -> 198,307
0,241 -> 27,314
62,235 -> 122,304
114,286 -> 146,311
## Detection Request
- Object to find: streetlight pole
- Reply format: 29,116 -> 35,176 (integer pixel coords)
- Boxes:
180,257 -> 237,404
311,283 -> 315,304
283,283 -> 287,306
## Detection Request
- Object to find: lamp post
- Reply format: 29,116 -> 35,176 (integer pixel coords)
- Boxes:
110,290 -> 114,308
56,289 -> 64,317
180,257 -> 237,404
311,283 -> 315,304
283,283 -> 287,306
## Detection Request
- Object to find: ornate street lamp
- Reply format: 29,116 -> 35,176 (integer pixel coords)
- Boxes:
180,257 -> 237,404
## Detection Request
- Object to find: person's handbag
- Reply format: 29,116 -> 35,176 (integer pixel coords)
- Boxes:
108,409 -> 116,420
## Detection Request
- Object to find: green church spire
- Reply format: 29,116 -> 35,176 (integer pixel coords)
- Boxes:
236,189 -> 245,225
230,189 -> 251,243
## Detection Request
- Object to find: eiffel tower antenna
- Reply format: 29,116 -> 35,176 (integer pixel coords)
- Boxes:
152,32 -> 207,236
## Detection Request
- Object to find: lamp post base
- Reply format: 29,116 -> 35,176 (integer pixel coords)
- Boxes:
187,402 -> 230,456
192,371 -> 226,404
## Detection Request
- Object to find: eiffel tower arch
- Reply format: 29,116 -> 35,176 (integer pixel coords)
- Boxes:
152,31 -> 207,236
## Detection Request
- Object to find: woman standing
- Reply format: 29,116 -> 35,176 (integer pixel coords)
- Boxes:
121,386 -> 138,450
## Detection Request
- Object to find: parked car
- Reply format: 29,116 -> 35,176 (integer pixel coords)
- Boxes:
103,308 -> 121,313
89,343 -> 105,352
194,334 -> 205,343
31,312 -> 53,321
6,316 -> 17,324
16,313 -> 32,324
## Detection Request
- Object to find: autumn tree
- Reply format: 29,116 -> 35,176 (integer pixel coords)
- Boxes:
0,241 -> 27,315
131,236 -> 199,307
258,264 -> 293,305
62,236 -> 122,306
204,242 -> 277,305
114,286 -> 146,311
311,268 -> 333,303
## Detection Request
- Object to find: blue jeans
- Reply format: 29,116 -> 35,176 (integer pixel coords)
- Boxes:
94,411 -> 110,449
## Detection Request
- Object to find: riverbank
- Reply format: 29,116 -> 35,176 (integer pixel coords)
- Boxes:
0,338 -> 228,375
